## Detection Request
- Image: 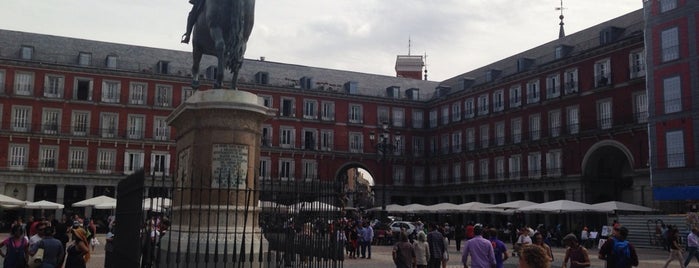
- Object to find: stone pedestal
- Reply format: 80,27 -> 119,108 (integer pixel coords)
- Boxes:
162,89 -> 276,267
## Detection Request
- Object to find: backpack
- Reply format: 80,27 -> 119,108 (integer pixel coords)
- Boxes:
611,238 -> 631,267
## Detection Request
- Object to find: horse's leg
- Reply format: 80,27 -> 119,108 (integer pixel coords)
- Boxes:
191,48 -> 202,90
209,26 -> 226,89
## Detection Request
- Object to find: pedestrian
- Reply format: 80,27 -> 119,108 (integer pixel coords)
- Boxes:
426,223 -> 445,268
598,226 -> 639,268
514,227 -> 533,257
0,225 -> 28,268
685,228 -> 699,267
519,244 -> 551,268
461,224 -> 496,268
562,233 -> 590,268
393,232 -> 415,268
580,227 -> 589,248
441,227 -> 449,268
532,232 -> 554,262
64,228 -> 90,268
488,228 -> 509,268
455,224 -> 465,251
30,225 -> 65,268
663,227 -> 685,268
413,231 -> 430,268
359,221 -> 373,259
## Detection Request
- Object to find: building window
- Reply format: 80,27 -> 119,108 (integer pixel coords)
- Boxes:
528,152 -> 541,178
71,111 -> 89,136
302,160 -> 318,181
549,110 -> 561,138
452,102 -> 462,122
429,109 -> 438,128
8,144 -> 28,170
261,125 -> 272,147
258,157 -> 271,180
97,150 -> 116,174
389,109 -> 404,128
546,73 -> 560,99
412,110 -> 424,129
597,100 -> 613,129
466,128 -> 475,151
452,163 -> 462,182
14,72 -> 34,96
529,114 -> 540,141
20,46 -> 33,60
526,80 -> 540,104
153,117 -> 170,141
303,99 -> 318,120
124,151 -> 144,175
661,27 -> 679,62
478,94 -> 489,115
302,129 -> 317,150
666,130 -> 685,168
39,146 -> 58,171
634,93 -> 648,123
74,78 -> 93,101
495,122 -> 505,146
259,95 -> 272,108
155,85 -> 172,107
546,150 -> 562,177
413,166 -> 425,185
495,157 -> 505,181
0,70 -> 6,93
564,68 -> 578,94
480,125 -> 489,149
567,106 -> 579,134
466,161 -> 475,183
511,118 -> 521,144
464,98 -> 475,118
440,165 -> 449,184
151,153 -> 170,176
157,61 -> 170,74
129,82 -> 147,105
663,76 -> 681,114
509,155 -> 521,180
630,50 -> 645,79
321,101 -> 335,121
379,106 -> 391,125
413,136 -> 424,157
42,109 -> 61,134
100,113 -> 118,138
493,90 -> 504,112
11,106 -> 31,132
69,147 -> 87,173
348,132 -> 363,153
441,134 -> 450,155
101,80 -> 121,103
595,59 -> 611,87
44,75 -> 64,98
127,115 -> 145,139
660,0 -> 677,12
320,130 -> 333,151
280,98 -> 295,117
429,137 -> 437,155
280,127 -> 295,148
106,55 -> 118,69
439,106 -> 449,125
78,52 -> 92,66
349,104 -> 362,123
279,159 -> 294,180
452,131 -> 462,153
182,87 -> 195,103
479,159 -> 489,181
509,85 -> 521,107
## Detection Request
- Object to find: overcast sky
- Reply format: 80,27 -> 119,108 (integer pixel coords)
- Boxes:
3,0 -> 641,81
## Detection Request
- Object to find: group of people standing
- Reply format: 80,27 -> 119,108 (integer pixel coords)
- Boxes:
0,215 -> 94,268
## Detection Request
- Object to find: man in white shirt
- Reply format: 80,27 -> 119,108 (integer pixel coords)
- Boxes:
685,228 -> 699,267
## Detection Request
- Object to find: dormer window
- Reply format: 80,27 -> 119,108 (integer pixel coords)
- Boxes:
78,52 -> 92,66
517,58 -> 534,72
660,0 -> 677,12
20,46 -> 33,60
386,86 -> 400,99
106,55 -> 118,69
205,66 -> 218,80
157,61 -> 170,74
344,81 -> 358,95
485,69 -> 501,82
599,27 -> 624,45
255,72 -> 269,85
405,88 -> 419,100
300,76 -> 313,90
555,45 -> 573,59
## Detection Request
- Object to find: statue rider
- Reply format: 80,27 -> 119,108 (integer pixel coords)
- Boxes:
181,0 -> 205,44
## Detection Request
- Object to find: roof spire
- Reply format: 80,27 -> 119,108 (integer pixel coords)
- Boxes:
423,51 -> 428,80
556,0 -> 566,38
408,36 -> 412,55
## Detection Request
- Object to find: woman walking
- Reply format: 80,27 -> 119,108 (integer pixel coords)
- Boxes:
65,228 -> 91,268
0,225 -> 28,268
413,231 -> 430,268
562,233 -> 590,268
663,227 -> 685,268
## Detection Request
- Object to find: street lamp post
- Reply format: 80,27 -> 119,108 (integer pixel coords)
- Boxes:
369,122 -> 401,214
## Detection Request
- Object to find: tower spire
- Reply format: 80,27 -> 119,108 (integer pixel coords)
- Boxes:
556,0 -> 566,38
408,36 -> 412,55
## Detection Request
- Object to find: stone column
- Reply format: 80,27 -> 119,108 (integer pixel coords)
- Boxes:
26,184 -> 35,202
56,185 -> 65,220
163,89 -> 275,267
85,186 -> 94,219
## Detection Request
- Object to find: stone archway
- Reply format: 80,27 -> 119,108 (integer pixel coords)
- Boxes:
335,162 -> 374,210
581,140 -> 635,203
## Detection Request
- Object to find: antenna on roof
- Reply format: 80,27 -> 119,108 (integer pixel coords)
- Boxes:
408,36 -> 412,56
423,51 -> 428,81
556,0 -> 566,38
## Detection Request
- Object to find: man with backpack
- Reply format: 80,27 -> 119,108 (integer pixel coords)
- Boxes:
598,226 -> 639,268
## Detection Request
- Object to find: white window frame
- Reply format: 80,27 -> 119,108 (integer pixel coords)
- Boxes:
634,93 -> 648,123
529,114 -> 540,141
129,82 -> 147,105
549,110 -> 561,138
509,85 -> 521,107
546,150 -> 562,177
0,70 -> 5,94
452,102 -> 462,122
412,110 -> 424,129
97,149 -> 116,174
629,49 -> 646,79
466,128 -> 475,151
155,85 -> 173,107
258,157 -> 271,180
349,132 -> 363,153
466,161 -> 475,183
413,166 -> 425,186
528,152 -> 541,178
69,147 -> 87,173
511,118 -> 522,144
661,27 -> 679,62
495,122 -> 505,146
281,98 -> 296,117
303,99 -> 318,120
279,158 -> 294,180
302,159 -> 318,181
666,130 -> 685,168
349,104 -> 362,123
44,74 -> 64,98
124,151 -> 145,175
393,108 -> 405,128
495,157 -> 505,181
564,68 -> 578,94
567,106 -> 579,134
440,105 -> 449,125
493,90 -> 504,112
660,0 -> 677,12
597,99 -> 613,130
150,152 -> 171,176
14,71 -> 34,96
546,73 -> 560,99
11,106 -> 31,132
321,101 -> 335,121
663,76 -> 681,114
452,163 -> 462,183
39,146 -> 58,171
479,159 -> 489,182
464,98 -> 475,118
413,136 -> 424,157
509,155 -> 521,180
101,113 -> 118,138
320,130 -> 334,151
280,127 -> 295,148
478,94 -> 489,115
153,117 -> 170,141
452,131 -> 462,153
429,109 -> 438,128
526,80 -> 540,104
480,124 -> 489,149
101,80 -> 121,103
127,114 -> 145,139
8,144 -> 28,170
42,108 -> 61,135
595,59 -> 611,87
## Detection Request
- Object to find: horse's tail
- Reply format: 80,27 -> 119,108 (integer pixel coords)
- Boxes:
225,0 -> 253,74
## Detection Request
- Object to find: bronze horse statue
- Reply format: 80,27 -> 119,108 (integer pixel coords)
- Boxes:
191,0 -> 255,90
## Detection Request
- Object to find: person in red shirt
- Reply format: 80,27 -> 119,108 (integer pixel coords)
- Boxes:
465,222 -> 475,241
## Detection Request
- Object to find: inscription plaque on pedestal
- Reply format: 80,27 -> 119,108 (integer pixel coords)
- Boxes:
211,144 -> 248,189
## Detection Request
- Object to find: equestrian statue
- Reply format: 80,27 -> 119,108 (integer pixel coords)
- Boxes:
181,0 -> 255,90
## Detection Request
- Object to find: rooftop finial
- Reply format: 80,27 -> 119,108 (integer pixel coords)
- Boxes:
556,0 -> 566,38
408,36 -> 412,56
423,51 -> 428,80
